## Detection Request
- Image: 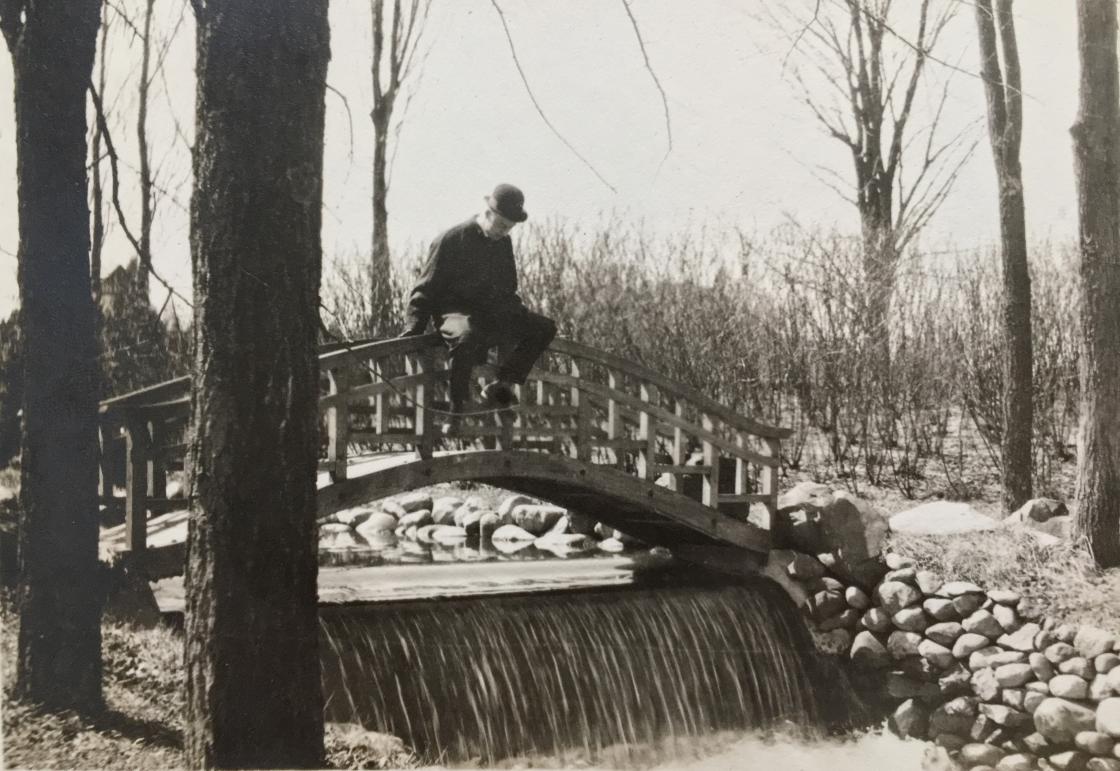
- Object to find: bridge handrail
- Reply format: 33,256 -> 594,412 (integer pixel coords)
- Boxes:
547,339 -> 790,440
317,333 -> 790,441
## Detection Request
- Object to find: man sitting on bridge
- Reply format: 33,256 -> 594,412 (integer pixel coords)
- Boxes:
402,184 -> 557,425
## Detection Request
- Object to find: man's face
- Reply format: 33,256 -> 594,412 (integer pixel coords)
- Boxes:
480,207 -> 517,240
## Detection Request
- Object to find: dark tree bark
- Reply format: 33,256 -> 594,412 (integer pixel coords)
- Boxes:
185,0 -> 331,767
1,0 -> 104,710
1072,0 -> 1120,567
975,0 -> 1032,514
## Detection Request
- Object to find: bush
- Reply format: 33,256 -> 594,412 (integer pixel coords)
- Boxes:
319,221 -> 1078,505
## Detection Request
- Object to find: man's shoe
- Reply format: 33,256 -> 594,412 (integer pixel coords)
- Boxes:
481,380 -> 518,408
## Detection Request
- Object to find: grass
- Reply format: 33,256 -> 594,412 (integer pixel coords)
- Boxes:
0,593 -> 419,770
1,594 -> 185,770
887,528 -> 1120,632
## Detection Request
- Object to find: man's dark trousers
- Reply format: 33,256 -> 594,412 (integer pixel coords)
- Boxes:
438,307 -> 557,410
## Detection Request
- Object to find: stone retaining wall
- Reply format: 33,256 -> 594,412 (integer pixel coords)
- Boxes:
773,546 -> 1120,771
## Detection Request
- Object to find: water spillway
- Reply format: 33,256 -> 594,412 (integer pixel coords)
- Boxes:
319,575 -> 836,764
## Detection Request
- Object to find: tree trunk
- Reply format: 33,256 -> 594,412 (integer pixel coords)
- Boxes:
371,109 -> 390,282
185,0 -> 330,766
370,0 -> 394,332
371,105 -> 392,332
1072,0 -> 1120,567
135,0 -> 155,297
3,0 -> 104,710
975,0 -> 1033,514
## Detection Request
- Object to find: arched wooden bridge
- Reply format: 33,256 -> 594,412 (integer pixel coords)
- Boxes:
98,334 -> 789,562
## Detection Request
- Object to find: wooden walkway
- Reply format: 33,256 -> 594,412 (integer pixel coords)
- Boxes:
98,334 -> 789,562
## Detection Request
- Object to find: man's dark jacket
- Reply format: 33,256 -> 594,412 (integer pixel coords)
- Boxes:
404,217 -> 524,336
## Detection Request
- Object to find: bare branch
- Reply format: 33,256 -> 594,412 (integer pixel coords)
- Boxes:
147,0 -> 190,90
88,82 -> 193,310
619,0 -> 673,166
781,0 -> 822,70
883,0 -> 935,179
327,83 -> 354,167
793,66 -> 857,147
105,0 -> 144,41
488,0 -> 617,193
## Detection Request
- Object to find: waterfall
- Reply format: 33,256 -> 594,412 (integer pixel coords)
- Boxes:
320,576 -> 836,763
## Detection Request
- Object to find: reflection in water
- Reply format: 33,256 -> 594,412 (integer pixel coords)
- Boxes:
318,532 -> 619,568
320,579 -> 832,764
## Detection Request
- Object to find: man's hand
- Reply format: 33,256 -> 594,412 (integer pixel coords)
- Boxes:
400,323 -> 427,338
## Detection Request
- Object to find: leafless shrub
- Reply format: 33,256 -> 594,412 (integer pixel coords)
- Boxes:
319,221 -> 1079,503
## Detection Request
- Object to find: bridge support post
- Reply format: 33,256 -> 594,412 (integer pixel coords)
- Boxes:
124,415 -> 151,554
327,367 -> 350,482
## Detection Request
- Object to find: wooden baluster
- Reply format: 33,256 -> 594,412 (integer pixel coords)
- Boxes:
498,384 -> 516,450
326,365 -> 350,482
607,370 -> 621,467
373,360 -> 385,436
407,353 -> 436,459
124,414 -> 151,554
532,379 -> 544,452
571,360 -> 591,462
668,400 -> 684,492
763,436 -> 781,527
637,382 -> 655,479
734,433 -> 749,496
701,413 -> 720,507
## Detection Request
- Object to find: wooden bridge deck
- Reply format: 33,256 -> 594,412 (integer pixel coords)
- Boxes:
98,335 -> 789,566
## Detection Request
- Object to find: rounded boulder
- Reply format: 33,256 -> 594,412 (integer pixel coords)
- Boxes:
1034,697 -> 1098,743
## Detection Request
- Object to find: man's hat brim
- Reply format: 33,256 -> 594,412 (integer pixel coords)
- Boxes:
486,195 -> 528,223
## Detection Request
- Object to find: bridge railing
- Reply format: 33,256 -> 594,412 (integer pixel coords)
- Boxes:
318,334 -> 790,525
99,334 -> 790,555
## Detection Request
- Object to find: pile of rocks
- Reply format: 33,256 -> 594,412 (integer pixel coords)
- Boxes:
774,547 -> 1120,771
319,491 -> 642,556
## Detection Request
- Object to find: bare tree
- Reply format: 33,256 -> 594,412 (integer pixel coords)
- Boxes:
370,0 -> 431,330
974,0 -> 1031,513
1071,0 -> 1120,567
1,0 -> 104,710
185,0 -> 330,764
135,0 -> 156,296
771,0 -> 971,328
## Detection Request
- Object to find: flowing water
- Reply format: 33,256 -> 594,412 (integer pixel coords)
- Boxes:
320,575 -> 849,765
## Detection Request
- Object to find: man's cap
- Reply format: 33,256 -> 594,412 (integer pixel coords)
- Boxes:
485,183 -> 528,223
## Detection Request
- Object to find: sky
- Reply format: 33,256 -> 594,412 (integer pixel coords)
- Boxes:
0,0 -> 1088,319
